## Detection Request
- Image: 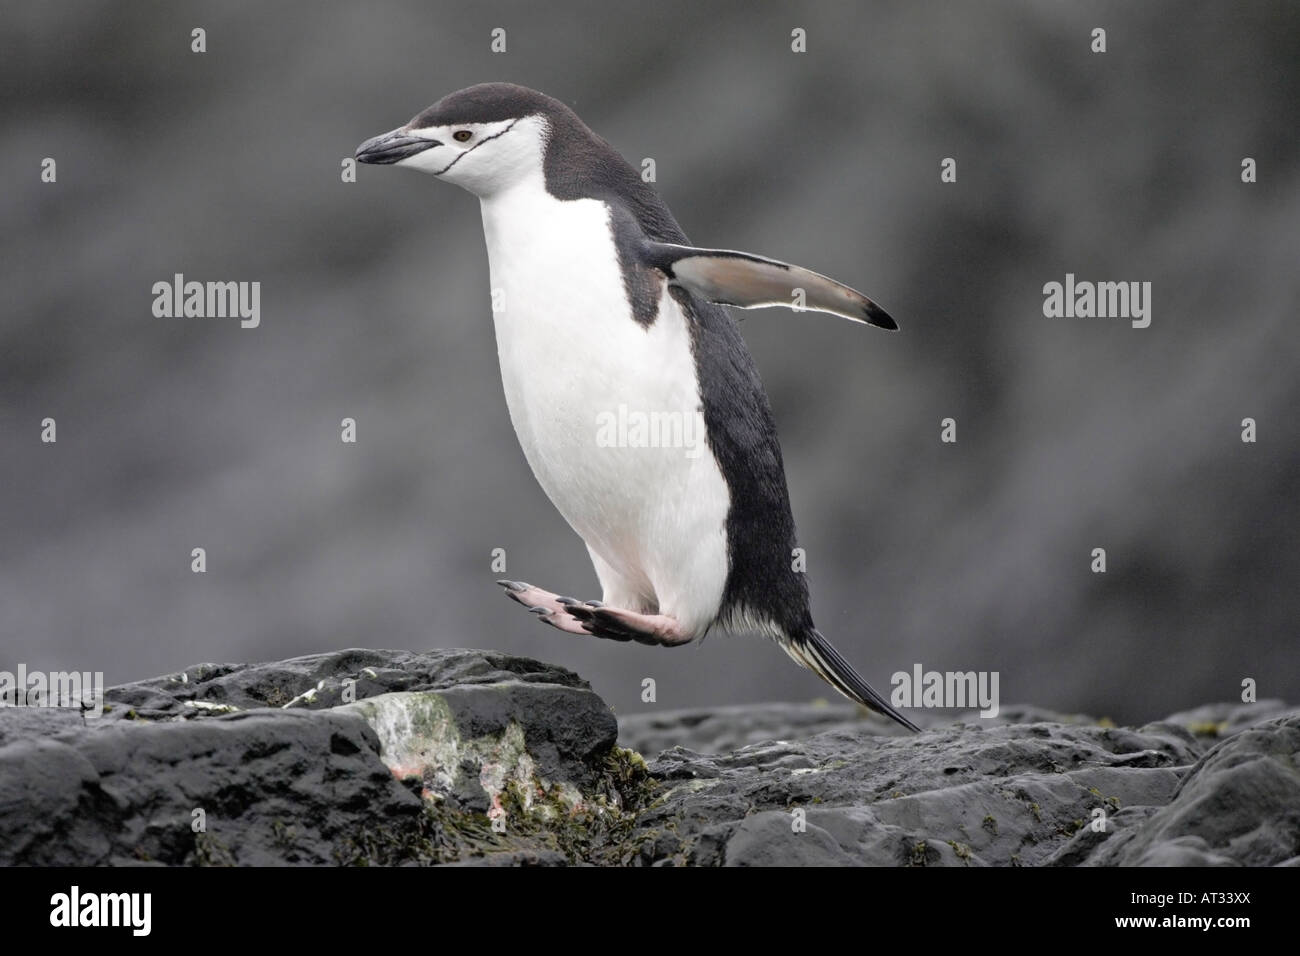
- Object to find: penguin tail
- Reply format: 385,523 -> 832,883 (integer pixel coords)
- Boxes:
785,628 -> 921,733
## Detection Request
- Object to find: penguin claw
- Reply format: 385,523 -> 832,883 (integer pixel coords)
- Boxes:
527,605 -> 548,615
556,596 -> 580,606
497,579 -> 529,592
585,600 -> 605,608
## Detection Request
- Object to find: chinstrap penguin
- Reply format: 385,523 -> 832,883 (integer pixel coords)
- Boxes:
357,83 -> 917,732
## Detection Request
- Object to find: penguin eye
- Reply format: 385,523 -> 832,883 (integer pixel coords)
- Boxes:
453,130 -> 472,143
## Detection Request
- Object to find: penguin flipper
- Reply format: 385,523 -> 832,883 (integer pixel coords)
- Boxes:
643,242 -> 897,330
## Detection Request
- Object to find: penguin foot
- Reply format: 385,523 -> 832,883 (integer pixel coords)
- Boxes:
497,580 -> 592,636
562,602 -> 693,647
497,580 -> 692,646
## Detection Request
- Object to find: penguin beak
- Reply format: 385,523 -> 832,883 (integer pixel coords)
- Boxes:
356,128 -> 440,165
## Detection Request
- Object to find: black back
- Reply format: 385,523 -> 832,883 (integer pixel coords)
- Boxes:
419,84 -> 814,638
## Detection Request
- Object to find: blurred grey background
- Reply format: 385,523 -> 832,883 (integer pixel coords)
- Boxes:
2,0 -> 1296,725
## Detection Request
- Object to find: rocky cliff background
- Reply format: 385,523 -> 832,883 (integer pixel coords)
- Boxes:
2,1 -> 1297,723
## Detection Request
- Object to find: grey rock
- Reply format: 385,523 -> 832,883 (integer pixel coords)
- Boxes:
624,702 -> 1298,867
617,701 -> 1141,756
1083,714 -> 1300,867
0,648 -> 621,865
2,650 -> 1294,866
1160,699 -> 1297,738
0,707 -> 420,865
617,702 -> 888,756
100,647 -> 596,719
632,719 -> 1200,866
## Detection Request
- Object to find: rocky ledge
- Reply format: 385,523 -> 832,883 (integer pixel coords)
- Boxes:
1,648 -> 1295,866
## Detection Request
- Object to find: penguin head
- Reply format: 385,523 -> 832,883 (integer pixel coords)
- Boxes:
356,83 -> 561,197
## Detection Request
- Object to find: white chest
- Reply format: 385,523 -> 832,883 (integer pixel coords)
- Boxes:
477,184 -> 730,616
